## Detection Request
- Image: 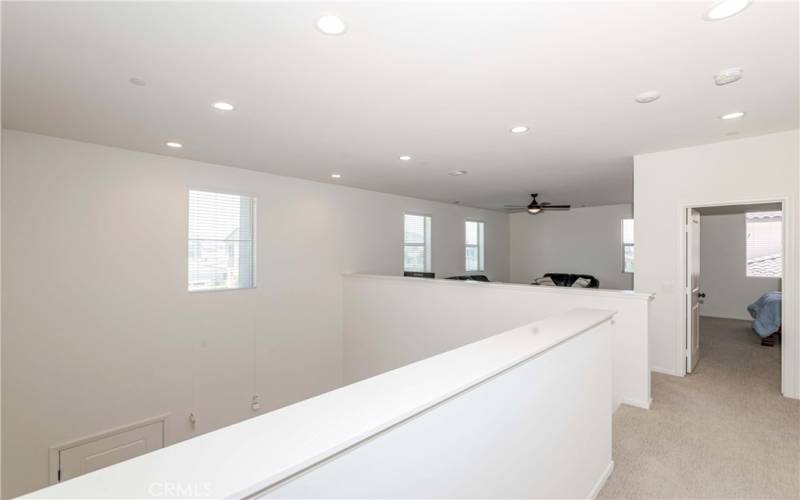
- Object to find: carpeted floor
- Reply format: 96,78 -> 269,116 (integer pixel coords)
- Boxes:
599,316 -> 800,499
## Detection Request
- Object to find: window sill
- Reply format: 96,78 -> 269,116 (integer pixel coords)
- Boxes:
188,286 -> 257,293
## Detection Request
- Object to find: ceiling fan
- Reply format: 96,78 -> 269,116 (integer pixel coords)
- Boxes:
504,193 -> 571,214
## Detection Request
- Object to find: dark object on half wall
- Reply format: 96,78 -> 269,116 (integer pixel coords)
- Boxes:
404,271 -> 435,279
446,275 -> 490,282
533,273 -> 599,288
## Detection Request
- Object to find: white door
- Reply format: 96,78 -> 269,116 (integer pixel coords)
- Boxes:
686,209 -> 701,373
58,420 -> 163,482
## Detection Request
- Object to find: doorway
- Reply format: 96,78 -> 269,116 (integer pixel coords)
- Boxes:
683,201 -> 785,388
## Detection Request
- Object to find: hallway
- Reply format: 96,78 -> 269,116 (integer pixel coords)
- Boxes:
600,316 -> 800,499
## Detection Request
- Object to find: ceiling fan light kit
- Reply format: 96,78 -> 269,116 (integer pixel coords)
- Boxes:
504,193 -> 571,214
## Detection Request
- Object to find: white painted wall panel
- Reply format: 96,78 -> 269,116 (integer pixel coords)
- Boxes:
0,130 -> 510,497
58,420 -> 164,482
24,309 -> 613,499
342,274 -> 651,411
263,321 -> 613,499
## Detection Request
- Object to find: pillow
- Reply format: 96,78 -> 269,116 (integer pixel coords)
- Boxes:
572,277 -> 591,288
532,277 -> 556,286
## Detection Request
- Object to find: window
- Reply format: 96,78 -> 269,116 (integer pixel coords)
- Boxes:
622,219 -> 634,273
746,211 -> 782,278
404,213 -> 431,272
465,220 -> 485,272
188,189 -> 256,291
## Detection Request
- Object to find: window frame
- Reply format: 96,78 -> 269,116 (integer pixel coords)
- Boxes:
187,186 -> 258,293
622,218 -> 634,274
403,212 -> 432,273
464,219 -> 485,273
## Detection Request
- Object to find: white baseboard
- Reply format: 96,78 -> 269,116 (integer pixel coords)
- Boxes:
622,397 -> 652,410
587,461 -> 615,499
651,366 -> 680,376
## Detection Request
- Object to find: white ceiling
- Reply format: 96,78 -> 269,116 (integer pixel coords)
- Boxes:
2,1 -> 798,210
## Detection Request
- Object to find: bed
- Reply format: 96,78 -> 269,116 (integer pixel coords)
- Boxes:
747,291 -> 782,346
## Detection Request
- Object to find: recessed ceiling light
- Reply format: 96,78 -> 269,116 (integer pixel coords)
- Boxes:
715,67 -> 743,86
510,125 -> 529,134
129,77 -> 146,86
165,142 -> 183,148
399,155 -> 412,161
213,102 -> 235,111
635,91 -> 661,104
704,0 -> 751,21
720,111 -> 746,120
448,169 -> 468,176
331,173 -> 342,179
317,15 -> 347,35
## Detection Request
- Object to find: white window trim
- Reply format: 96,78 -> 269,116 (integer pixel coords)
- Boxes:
403,212 -> 432,273
187,187 -> 258,293
465,219 -> 485,272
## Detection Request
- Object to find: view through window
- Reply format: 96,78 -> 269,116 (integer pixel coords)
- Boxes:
746,211 -> 782,278
465,220 -> 485,272
622,219 -> 634,273
188,189 -> 256,291
404,213 -> 431,272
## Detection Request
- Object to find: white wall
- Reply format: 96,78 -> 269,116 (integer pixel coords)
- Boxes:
25,309 -> 613,500
265,320 -> 612,499
634,130 -> 799,399
343,274 -> 652,411
700,213 -> 781,320
0,130 -> 510,498
509,204 -> 633,290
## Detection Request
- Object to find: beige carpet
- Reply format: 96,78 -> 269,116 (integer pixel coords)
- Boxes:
599,316 -> 800,499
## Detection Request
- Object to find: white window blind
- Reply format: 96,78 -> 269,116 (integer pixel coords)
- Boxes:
188,189 -> 256,291
404,214 -> 431,272
465,220 -> 485,272
622,219 -> 634,273
746,211 -> 782,278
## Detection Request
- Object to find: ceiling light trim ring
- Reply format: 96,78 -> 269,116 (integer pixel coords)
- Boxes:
715,67 -> 743,86
635,91 -> 661,104
704,0 -> 751,21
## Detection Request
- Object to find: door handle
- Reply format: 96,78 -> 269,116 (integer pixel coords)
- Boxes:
698,293 -> 706,298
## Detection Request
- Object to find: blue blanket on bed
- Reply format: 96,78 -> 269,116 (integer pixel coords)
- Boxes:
747,291 -> 782,338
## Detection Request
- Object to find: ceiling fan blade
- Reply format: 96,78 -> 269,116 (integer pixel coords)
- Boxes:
539,202 -> 552,206
542,205 -> 571,210
505,208 -> 529,214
